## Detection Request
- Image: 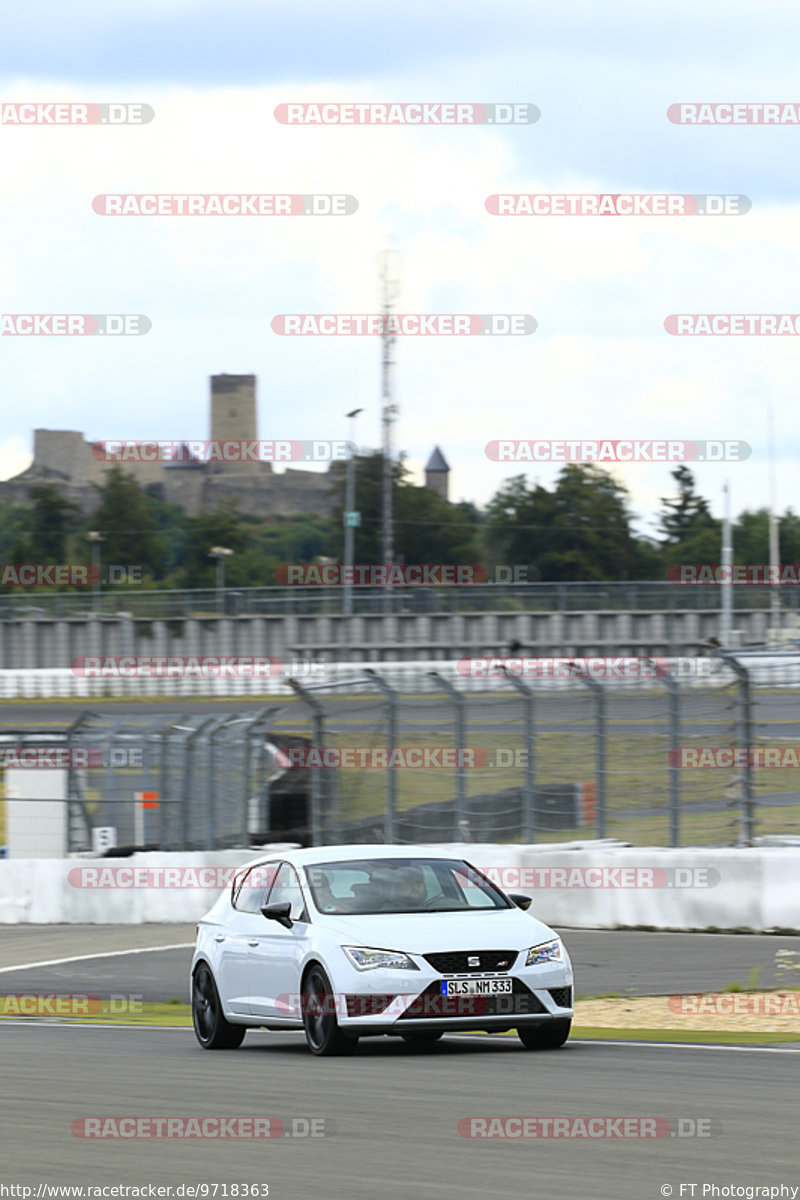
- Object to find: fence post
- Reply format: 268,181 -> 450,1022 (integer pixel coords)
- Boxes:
501,671 -> 536,843
239,708 -> 281,847
428,671 -> 467,839
65,709 -> 97,852
574,672 -> 606,838
177,717 -> 215,850
288,679 -> 328,846
364,668 -> 398,843
720,653 -> 755,846
655,669 -> 681,847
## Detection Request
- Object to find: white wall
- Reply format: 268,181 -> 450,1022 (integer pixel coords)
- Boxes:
0,843 -> 798,930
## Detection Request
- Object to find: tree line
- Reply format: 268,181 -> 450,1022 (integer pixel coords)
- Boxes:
0,457 -> 795,590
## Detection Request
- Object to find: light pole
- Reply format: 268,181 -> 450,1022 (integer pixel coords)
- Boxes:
87,531 -> 104,611
208,546 -> 234,613
343,408 -> 363,630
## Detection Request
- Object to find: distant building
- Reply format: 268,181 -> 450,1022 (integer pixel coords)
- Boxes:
1,374 -> 450,521
425,445 -> 450,501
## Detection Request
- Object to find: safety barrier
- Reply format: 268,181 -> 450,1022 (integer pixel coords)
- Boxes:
1,843 -> 798,929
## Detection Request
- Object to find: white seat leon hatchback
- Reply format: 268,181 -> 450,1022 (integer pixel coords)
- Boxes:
191,845 -> 573,1056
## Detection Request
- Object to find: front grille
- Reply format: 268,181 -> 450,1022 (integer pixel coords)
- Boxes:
345,994 -> 397,1017
400,980 -> 546,1020
423,950 -> 518,974
548,987 -> 572,1008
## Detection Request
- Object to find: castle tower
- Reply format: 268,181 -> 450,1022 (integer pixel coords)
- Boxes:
425,446 -> 450,502
209,373 -> 262,471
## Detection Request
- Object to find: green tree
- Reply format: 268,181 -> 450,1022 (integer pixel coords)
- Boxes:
28,485 -> 78,562
89,466 -> 163,579
0,500 -> 33,566
175,503 -> 250,588
329,452 -> 480,565
487,466 -> 656,581
658,466 -> 717,544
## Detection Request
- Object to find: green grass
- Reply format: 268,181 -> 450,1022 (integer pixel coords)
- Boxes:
2,1003 -> 797,1044
0,1001 -> 193,1026
571,1027 -> 800,1044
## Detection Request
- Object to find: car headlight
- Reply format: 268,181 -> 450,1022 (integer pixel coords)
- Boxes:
526,938 -> 563,966
343,946 -> 419,971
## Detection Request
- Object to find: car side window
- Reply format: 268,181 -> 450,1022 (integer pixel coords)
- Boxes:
233,863 -> 279,913
266,862 -> 307,922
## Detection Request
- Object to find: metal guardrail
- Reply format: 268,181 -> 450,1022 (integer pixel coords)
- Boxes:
2,580 -> 800,619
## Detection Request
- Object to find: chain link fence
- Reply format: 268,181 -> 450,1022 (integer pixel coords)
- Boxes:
2,657 -> 800,853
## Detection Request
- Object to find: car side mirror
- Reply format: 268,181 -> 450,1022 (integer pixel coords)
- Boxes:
509,893 -> 532,911
261,901 -> 293,929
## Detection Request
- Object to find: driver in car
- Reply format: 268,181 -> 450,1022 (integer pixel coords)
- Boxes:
393,866 -> 428,910
313,871 -> 346,914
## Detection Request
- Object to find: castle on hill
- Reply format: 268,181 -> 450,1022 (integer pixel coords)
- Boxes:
1,374 -> 450,518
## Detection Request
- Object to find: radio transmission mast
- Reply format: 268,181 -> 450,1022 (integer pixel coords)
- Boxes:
379,250 -> 401,568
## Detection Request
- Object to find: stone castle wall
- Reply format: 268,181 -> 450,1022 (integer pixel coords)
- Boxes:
1,375 -> 338,518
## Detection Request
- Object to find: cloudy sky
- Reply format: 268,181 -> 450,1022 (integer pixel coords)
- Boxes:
3,0 -> 800,536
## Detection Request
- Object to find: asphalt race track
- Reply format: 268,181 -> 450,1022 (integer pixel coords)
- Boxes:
2,929 -> 800,1197
1,1025 -> 798,1197
2,927 -> 800,1002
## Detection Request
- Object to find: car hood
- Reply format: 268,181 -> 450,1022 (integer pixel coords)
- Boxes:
314,907 -> 559,955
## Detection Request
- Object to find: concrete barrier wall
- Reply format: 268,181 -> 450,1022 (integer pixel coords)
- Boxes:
0,608 -> 776,671
1,843 -> 798,930
0,656 -> 756,699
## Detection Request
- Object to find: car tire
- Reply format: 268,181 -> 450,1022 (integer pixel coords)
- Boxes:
400,1031 -> 444,1044
302,965 -> 358,1057
517,1019 -> 571,1050
192,963 -> 246,1050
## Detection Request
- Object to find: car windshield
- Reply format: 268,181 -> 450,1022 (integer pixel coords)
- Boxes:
304,858 -> 512,915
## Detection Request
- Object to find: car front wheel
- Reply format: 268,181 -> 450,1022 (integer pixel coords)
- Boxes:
517,1019 -> 571,1050
192,964 -> 246,1050
302,965 -> 358,1057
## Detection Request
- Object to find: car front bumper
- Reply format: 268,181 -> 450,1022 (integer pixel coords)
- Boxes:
329,957 -> 573,1033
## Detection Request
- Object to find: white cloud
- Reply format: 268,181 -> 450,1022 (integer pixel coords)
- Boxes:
2,74 -> 799,531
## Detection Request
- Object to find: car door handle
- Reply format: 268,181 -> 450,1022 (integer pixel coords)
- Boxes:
214,935 -> 226,942
247,940 -> 259,947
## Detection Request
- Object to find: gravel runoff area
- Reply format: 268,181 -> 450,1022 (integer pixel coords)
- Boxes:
576,992 -> 800,1033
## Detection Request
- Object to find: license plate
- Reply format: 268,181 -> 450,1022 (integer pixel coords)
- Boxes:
441,977 -> 513,997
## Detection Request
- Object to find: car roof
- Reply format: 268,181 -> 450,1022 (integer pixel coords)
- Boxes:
239,844 -> 475,872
